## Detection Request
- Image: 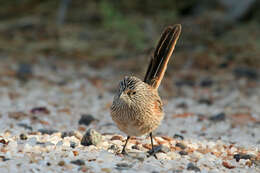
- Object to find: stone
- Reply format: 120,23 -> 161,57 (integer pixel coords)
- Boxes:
70,141 -> 77,148
17,123 -> 33,131
81,128 -> 102,146
20,133 -> 28,140
187,162 -> 200,172
234,153 -> 255,162
58,160 -> 65,166
31,107 -> 50,114
198,98 -> 212,105
16,63 -> 32,81
200,77 -> 213,87
70,159 -> 85,166
233,66 -> 258,80
175,143 -> 186,150
179,150 -> 188,155
209,113 -> 226,122
38,129 -> 58,135
61,131 -> 75,138
173,134 -> 184,140
115,163 -> 132,170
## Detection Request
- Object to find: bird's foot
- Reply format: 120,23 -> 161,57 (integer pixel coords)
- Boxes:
148,150 -> 158,159
121,149 -> 127,155
147,145 -> 163,159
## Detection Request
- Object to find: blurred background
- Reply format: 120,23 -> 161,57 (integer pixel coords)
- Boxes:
0,0 -> 259,103
1,0 -> 260,69
0,2 -> 260,166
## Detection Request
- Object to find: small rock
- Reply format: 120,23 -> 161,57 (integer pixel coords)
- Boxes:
72,150 -> 79,156
234,154 -> 240,162
16,63 -> 32,81
209,113 -> 226,122
115,163 -> 132,170
222,161 -> 235,169
176,102 -> 188,109
36,141 -> 45,145
0,155 -> 10,161
200,78 -> 213,87
234,153 -> 254,162
20,133 -> 28,140
46,162 -> 51,166
131,145 -> 140,150
81,128 -> 102,146
0,139 -> 9,145
176,143 -> 186,150
17,123 -> 33,131
71,159 -> 85,166
58,160 -> 65,166
57,80 -> 67,86
218,62 -> 229,68
61,131 -> 75,138
173,134 -> 184,140
198,98 -> 212,105
187,163 -> 200,172
38,129 -> 58,135
78,114 -> 96,126
70,141 -> 77,148
180,130 -> 187,134
233,67 -> 258,80
240,154 -> 254,160
179,150 -> 188,155
31,107 -> 50,114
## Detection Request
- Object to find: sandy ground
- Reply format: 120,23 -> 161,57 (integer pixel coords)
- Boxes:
0,57 -> 259,173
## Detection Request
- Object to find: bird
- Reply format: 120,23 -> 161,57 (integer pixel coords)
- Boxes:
110,24 -> 181,158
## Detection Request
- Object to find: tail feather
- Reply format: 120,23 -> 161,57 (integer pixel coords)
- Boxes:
144,24 -> 181,89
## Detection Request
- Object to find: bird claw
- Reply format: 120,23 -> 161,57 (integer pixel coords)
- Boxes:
148,150 -> 158,159
121,149 -> 127,155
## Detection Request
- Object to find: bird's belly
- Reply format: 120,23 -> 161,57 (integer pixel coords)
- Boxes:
111,110 -> 164,136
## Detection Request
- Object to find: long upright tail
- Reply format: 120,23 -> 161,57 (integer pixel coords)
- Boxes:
144,24 -> 181,89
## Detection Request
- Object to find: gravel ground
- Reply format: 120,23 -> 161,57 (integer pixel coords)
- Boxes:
0,57 -> 259,173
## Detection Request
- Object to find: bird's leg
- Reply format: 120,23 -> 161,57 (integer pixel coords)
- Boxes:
121,136 -> 130,154
149,132 -> 158,159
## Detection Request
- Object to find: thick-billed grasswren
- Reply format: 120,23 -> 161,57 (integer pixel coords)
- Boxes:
110,24 -> 181,157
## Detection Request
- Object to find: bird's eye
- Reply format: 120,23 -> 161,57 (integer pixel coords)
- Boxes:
127,91 -> 131,96
126,90 -> 136,96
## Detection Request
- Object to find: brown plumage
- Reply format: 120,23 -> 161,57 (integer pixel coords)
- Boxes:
110,24 -> 181,158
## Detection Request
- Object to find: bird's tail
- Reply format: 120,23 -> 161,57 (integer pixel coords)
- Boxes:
144,24 -> 181,89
